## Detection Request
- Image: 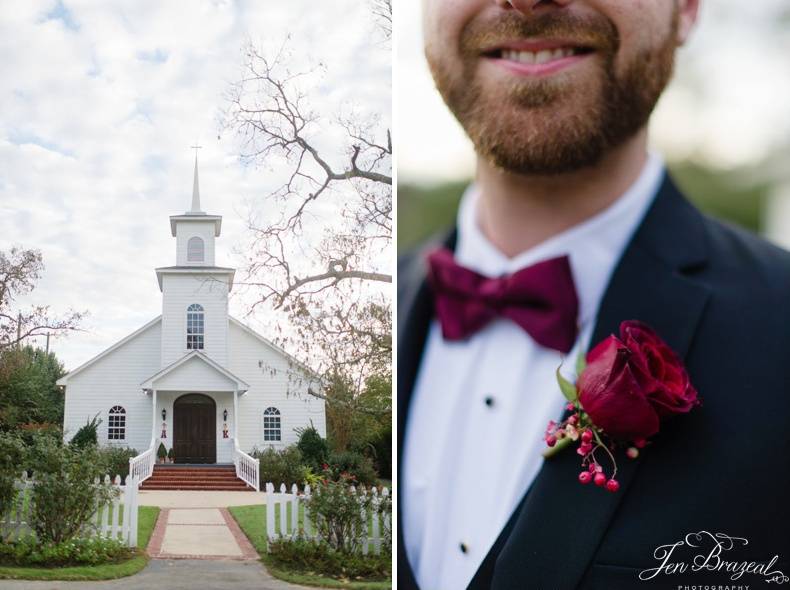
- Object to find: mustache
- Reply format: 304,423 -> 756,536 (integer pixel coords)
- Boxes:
460,11 -> 620,56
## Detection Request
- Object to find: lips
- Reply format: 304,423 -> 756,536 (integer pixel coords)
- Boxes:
481,41 -> 596,75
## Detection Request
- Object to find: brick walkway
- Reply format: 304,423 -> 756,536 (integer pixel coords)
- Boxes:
147,508 -> 258,560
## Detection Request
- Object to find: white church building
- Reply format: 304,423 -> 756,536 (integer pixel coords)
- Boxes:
57,160 -> 325,487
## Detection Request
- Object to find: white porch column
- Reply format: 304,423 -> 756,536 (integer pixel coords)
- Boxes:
233,387 -> 239,440
151,389 -> 158,443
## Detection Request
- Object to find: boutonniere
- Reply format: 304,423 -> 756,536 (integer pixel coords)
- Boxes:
543,320 -> 700,493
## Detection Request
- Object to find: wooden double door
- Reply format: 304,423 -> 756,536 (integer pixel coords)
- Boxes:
173,393 -> 216,464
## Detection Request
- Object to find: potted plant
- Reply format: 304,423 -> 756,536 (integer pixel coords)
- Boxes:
167,447 -> 175,464
157,442 -> 167,464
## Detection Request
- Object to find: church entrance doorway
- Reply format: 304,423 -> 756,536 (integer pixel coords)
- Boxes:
173,393 -> 216,464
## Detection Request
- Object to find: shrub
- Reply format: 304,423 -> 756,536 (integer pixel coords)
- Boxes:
29,437 -> 118,543
157,442 -> 167,461
252,445 -> 309,488
0,432 -> 26,521
354,423 -> 391,480
327,450 -> 378,486
296,425 -> 329,471
97,446 -> 138,485
0,536 -> 132,567
167,447 -> 175,462
305,472 -> 375,554
69,415 -> 100,449
268,537 -> 390,580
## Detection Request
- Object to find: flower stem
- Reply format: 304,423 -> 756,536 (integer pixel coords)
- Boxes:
542,436 -> 573,459
592,428 -> 618,477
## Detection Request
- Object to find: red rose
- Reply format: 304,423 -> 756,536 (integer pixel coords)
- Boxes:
578,321 -> 699,441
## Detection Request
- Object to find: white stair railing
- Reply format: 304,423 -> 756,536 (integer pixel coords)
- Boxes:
232,438 -> 259,491
128,438 -> 156,484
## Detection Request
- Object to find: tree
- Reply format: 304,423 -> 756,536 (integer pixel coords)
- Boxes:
0,345 -> 66,431
0,247 -> 84,352
222,3 -> 392,438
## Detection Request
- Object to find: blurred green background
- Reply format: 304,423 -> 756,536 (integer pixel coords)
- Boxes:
398,161 -> 770,251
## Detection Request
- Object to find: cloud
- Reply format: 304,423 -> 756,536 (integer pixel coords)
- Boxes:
0,0 -> 390,370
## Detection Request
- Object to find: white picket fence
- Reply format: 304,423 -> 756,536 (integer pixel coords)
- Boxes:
0,473 -> 141,547
264,482 -> 391,555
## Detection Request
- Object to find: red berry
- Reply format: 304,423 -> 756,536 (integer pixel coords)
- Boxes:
566,403 -> 575,411
606,479 -> 620,493
626,447 -> 639,459
588,463 -> 597,473
578,471 -> 592,484
545,435 -> 557,447
594,473 -> 607,486
634,438 -> 647,449
576,447 -> 586,456
581,430 -> 593,443
568,415 -> 579,425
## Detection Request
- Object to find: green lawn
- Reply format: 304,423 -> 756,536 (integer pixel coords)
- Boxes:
0,506 -> 160,581
229,504 -> 391,590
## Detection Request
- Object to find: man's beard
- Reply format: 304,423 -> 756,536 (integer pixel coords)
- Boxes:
426,9 -> 679,175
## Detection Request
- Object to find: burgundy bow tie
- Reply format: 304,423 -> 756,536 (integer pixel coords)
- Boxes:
427,248 -> 579,352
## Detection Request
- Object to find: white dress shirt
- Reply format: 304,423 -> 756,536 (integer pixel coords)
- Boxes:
402,153 -> 665,590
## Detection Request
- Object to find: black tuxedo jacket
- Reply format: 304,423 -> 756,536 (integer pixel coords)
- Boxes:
398,174 -> 790,589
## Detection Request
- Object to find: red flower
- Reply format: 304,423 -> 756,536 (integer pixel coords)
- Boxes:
578,321 -> 699,441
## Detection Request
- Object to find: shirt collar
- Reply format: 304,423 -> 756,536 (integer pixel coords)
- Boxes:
455,152 -> 665,330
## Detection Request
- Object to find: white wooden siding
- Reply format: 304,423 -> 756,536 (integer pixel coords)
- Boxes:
160,274 -> 229,367
153,356 -> 236,391
228,321 -> 326,453
175,220 -> 215,266
62,318 -> 327,461
63,320 -> 161,452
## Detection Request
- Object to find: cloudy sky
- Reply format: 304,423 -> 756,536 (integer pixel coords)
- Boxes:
398,1 -> 790,181
0,0 -> 390,370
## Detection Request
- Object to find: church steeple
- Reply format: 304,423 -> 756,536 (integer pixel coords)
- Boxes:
189,147 -> 204,214
166,152 -> 223,267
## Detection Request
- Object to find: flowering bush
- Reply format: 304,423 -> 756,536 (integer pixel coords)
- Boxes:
267,536 -> 390,579
252,445 -> 310,487
304,470 -> 375,554
0,536 -> 131,566
29,437 -> 118,543
325,451 -> 378,486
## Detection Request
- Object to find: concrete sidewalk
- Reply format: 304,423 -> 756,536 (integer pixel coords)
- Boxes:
147,508 -> 258,560
139,490 -> 265,508
0,559 -> 313,590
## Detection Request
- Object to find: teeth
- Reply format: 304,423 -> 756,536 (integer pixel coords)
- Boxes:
502,47 -> 577,65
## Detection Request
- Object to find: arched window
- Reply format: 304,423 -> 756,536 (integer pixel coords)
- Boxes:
108,406 -> 126,441
263,407 -> 281,442
187,237 -> 204,262
186,303 -> 204,350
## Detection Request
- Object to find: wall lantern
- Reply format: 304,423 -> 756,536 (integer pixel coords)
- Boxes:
161,408 -> 167,421
223,409 -> 228,421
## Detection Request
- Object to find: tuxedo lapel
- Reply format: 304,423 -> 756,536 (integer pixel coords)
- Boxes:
489,174 -> 712,589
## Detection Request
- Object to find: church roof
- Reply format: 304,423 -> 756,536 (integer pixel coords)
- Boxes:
169,215 -> 222,237
154,266 -> 236,292
56,316 -> 162,385
140,349 -> 250,392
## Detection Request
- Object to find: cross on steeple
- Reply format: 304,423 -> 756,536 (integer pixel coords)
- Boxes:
190,145 -> 203,213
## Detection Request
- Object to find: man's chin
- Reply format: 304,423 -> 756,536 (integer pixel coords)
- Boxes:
466,102 -> 609,175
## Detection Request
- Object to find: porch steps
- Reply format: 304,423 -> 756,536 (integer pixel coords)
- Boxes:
140,465 -> 255,491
